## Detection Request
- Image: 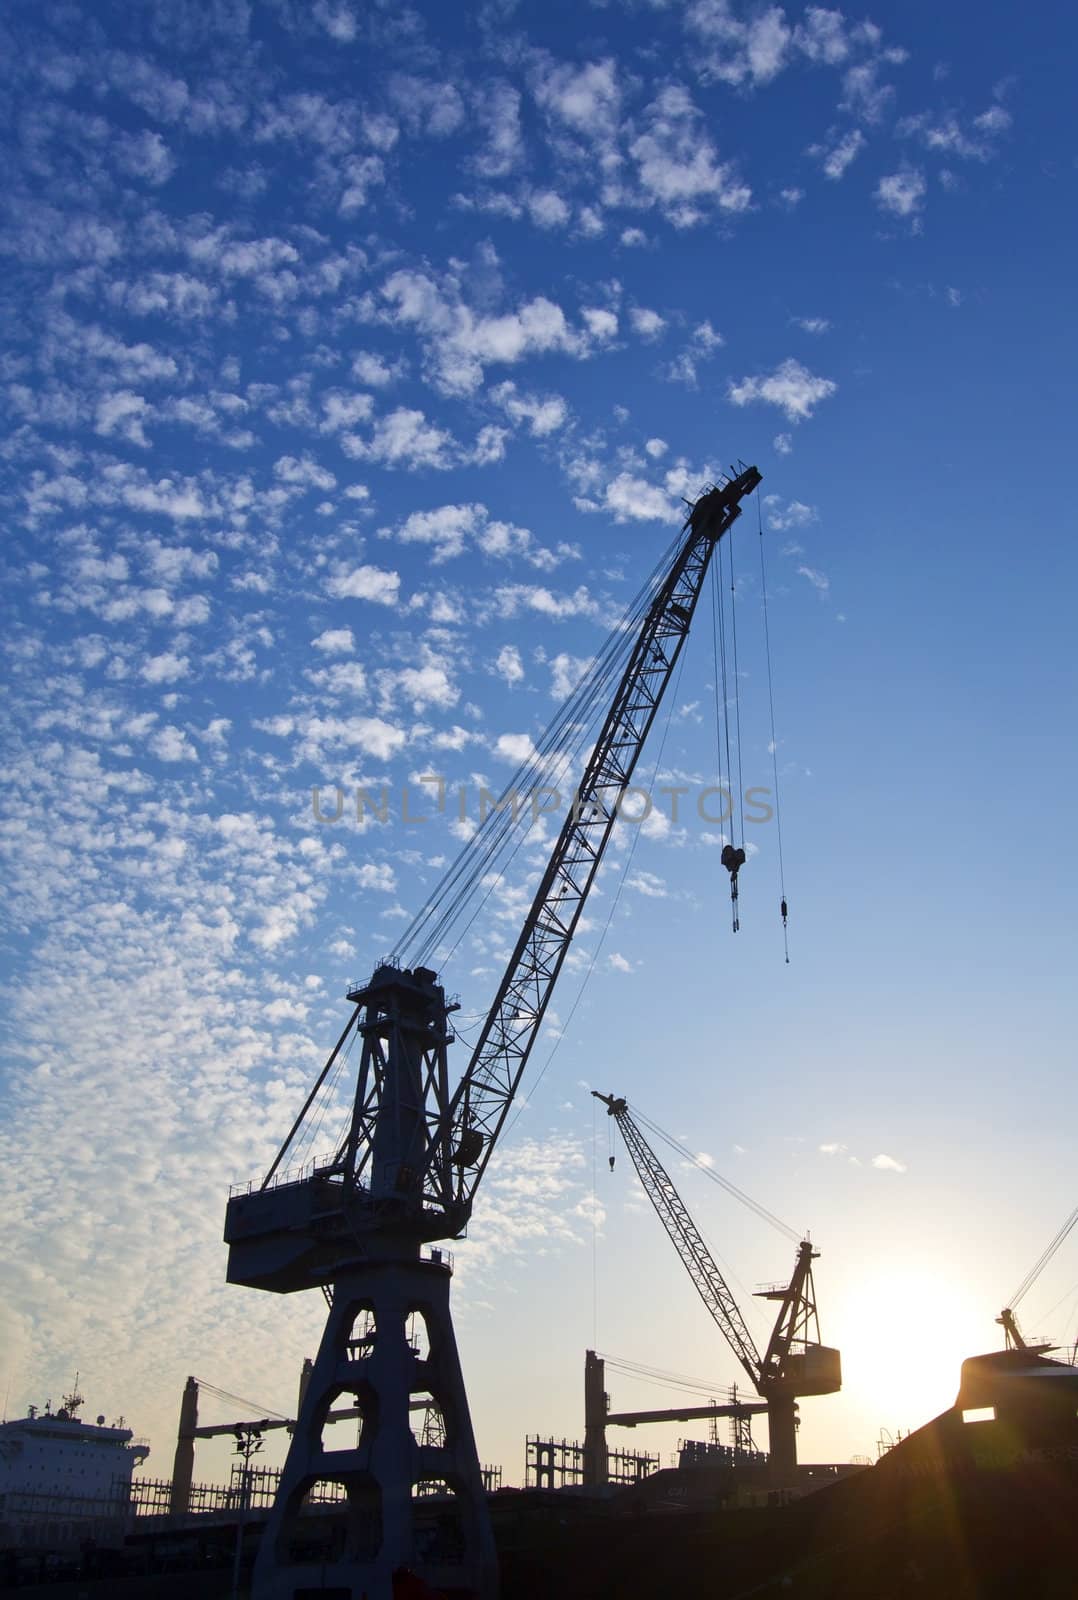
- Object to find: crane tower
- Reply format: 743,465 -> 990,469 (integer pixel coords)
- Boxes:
224,466 -> 763,1600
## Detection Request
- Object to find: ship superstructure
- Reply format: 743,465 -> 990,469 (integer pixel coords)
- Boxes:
0,1385 -> 149,1550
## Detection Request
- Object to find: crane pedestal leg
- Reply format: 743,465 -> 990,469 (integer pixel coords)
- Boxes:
766,1397 -> 798,1488
252,1251 -> 497,1600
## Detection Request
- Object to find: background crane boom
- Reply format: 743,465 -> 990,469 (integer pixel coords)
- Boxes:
593,1093 -> 762,1387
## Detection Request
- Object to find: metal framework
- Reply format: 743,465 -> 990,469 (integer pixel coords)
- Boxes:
223,467 -> 763,1600
526,1436 -> 656,1490
582,1349 -> 766,1487
593,1093 -> 841,1483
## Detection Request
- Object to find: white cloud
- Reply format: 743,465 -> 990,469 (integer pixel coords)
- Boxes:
728,358 -> 837,422
626,869 -> 667,898
582,307 -> 618,343
495,731 -> 537,764
687,1 -> 792,87
274,452 -> 337,491
872,1152 -> 908,1174
313,1 -> 360,42
307,660 -> 366,697
380,263 -> 592,396
388,501 -> 572,570
630,307 -> 666,341
141,651 -> 190,684
765,496 -> 817,531
527,189 -> 571,230
381,663 -> 458,714
493,583 -> 598,621
338,153 -> 386,216
473,81 -> 524,178
95,390 -> 152,447
818,1141 -> 847,1155
491,381 -> 569,437
114,130 -> 176,186
875,168 -> 927,221
320,392 -> 375,433
395,502 -> 482,562
533,56 -> 622,143
773,433 -> 793,455
389,76 -> 465,139
841,58 -> 901,124
312,628 -> 355,655
816,128 -> 865,180
149,724 -> 197,761
351,352 -> 402,387
495,644 -> 525,686
549,652 -> 590,700
602,472 -> 679,523
794,8 -> 852,64
325,564 -> 401,604
356,861 -> 396,892
664,320 -> 724,385
898,105 -> 1012,162
629,85 -> 751,226
343,407 -> 456,470
797,564 -> 830,593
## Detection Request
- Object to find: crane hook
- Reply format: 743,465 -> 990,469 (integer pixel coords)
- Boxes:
721,844 -> 746,933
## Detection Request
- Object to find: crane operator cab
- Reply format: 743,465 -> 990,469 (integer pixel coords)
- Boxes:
721,843 -> 746,932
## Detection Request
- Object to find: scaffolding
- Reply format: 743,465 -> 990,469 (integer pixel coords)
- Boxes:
525,1437 -> 657,1490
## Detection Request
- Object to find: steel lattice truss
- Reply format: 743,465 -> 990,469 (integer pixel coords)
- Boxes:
760,1241 -> 821,1381
444,468 -> 761,1224
609,1100 -> 763,1390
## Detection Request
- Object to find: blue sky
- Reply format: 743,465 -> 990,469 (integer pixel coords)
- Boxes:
2,0 -> 1076,1482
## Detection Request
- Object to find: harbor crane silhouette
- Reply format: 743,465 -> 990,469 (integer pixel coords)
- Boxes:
593,1092 -> 841,1482
223,465 -> 763,1600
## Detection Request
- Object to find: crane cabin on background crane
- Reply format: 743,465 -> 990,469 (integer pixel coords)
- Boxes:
223,465 -> 764,1600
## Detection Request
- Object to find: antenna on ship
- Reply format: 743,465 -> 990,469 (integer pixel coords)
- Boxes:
61,1372 -> 85,1418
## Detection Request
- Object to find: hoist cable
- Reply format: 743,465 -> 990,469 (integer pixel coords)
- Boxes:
392,529 -> 685,969
403,511 -> 694,971
290,1032 -> 355,1171
425,619 -> 643,968
403,657 -> 617,968
712,554 -> 734,838
1010,1202 -> 1078,1309
597,1352 -> 737,1398
728,519 -> 746,844
499,647 -> 689,1144
396,631 -> 625,964
708,559 -> 726,806
756,487 -> 789,962
1031,1276 -> 1078,1337
193,1381 -> 290,1423
628,1103 -> 800,1243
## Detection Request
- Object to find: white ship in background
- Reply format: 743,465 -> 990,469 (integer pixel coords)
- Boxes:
0,1381 -> 149,1550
